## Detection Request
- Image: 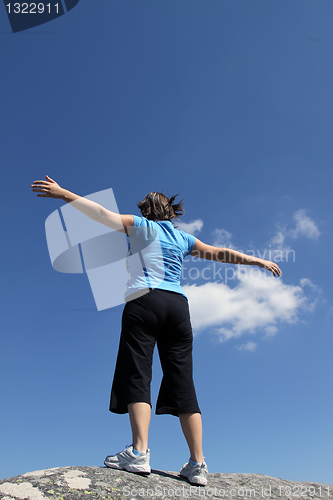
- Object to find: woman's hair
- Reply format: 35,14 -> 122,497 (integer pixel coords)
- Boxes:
137,192 -> 184,222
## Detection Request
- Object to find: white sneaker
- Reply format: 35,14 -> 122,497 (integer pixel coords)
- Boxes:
104,445 -> 151,475
180,460 -> 208,486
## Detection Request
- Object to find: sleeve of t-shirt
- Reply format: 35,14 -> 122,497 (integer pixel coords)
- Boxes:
181,231 -> 196,256
132,215 -> 145,227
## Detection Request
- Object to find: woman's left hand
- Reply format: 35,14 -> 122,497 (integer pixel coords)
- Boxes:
31,175 -> 64,199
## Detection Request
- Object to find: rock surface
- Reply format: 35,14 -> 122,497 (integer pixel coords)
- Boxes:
0,466 -> 332,500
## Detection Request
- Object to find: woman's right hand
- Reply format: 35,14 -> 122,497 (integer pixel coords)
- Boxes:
257,259 -> 281,277
31,175 -> 65,199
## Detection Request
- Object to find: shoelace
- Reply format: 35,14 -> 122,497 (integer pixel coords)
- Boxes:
112,444 -> 132,455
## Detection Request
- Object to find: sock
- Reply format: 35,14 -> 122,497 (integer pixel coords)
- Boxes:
132,447 -> 142,456
190,458 -> 201,466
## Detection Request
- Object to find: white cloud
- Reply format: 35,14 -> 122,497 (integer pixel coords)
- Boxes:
270,230 -> 287,250
177,219 -> 203,236
184,268 -> 318,344
238,341 -> 257,351
299,278 -> 319,290
269,209 -> 320,252
263,325 -> 278,338
290,209 -> 320,239
212,228 -> 235,248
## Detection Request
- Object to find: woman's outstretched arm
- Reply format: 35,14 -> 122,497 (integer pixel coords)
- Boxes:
31,175 -> 134,233
190,238 -> 281,277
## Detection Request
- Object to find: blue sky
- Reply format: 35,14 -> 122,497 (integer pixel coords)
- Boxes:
1,0 -> 332,485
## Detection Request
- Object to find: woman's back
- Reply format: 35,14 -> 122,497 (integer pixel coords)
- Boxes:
124,215 -> 195,300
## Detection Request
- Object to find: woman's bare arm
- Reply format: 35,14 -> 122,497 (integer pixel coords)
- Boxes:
190,238 -> 281,277
31,175 -> 134,233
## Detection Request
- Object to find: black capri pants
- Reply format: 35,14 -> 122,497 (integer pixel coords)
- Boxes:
109,288 -> 201,417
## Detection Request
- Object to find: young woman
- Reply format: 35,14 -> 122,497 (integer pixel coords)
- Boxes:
31,176 -> 281,486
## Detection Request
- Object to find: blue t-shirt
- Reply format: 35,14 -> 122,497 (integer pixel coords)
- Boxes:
124,215 -> 196,300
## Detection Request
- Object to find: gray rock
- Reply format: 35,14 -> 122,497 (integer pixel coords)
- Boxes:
0,466 -> 332,500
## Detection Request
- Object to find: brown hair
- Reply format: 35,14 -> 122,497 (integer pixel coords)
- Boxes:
137,192 -> 184,222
